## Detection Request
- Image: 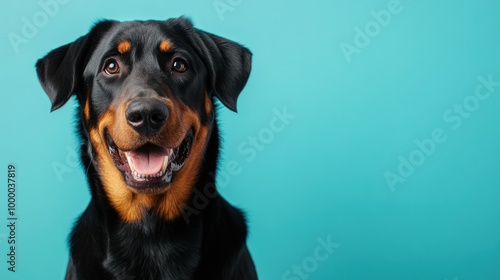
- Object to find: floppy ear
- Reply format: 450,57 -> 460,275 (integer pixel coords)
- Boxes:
36,36 -> 91,112
35,21 -> 115,112
197,30 -> 252,112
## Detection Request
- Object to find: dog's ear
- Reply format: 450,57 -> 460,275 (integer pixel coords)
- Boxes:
36,36 -> 91,112
36,21 -> 115,112
196,28 -> 252,112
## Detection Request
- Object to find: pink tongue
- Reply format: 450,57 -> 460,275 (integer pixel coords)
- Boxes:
127,146 -> 167,175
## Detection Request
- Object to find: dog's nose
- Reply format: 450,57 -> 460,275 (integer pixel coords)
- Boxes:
125,99 -> 169,134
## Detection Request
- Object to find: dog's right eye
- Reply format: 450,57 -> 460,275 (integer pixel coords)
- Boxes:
171,58 -> 187,73
104,59 -> 120,75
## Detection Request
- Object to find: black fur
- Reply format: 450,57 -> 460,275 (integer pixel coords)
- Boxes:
36,17 -> 256,280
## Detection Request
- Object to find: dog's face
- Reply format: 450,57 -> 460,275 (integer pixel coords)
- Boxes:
36,18 -> 251,221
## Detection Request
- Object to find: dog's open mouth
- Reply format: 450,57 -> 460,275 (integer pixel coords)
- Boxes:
107,131 -> 193,192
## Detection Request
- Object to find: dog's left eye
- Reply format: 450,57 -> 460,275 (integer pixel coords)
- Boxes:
172,58 -> 187,73
104,59 -> 120,75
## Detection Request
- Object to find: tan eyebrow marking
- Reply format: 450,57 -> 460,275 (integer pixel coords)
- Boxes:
117,40 -> 131,54
159,40 -> 172,52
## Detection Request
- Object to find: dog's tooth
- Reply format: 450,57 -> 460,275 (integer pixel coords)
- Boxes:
161,156 -> 169,174
125,152 -> 136,173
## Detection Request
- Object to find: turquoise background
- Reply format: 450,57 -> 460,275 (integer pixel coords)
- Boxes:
1,0 -> 500,279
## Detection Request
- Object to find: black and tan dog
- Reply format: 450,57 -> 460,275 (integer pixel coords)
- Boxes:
36,17 -> 257,280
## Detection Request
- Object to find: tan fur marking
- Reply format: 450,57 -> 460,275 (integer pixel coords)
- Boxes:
83,99 -> 90,120
157,106 -> 210,220
90,107 -> 154,222
204,93 -> 212,115
159,40 -> 172,52
117,41 -> 131,54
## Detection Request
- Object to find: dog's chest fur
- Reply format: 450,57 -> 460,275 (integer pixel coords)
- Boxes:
103,214 -> 202,280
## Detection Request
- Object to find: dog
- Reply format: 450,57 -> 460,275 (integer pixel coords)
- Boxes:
36,17 -> 257,280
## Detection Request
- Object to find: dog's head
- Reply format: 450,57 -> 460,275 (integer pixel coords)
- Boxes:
36,17 -> 251,221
